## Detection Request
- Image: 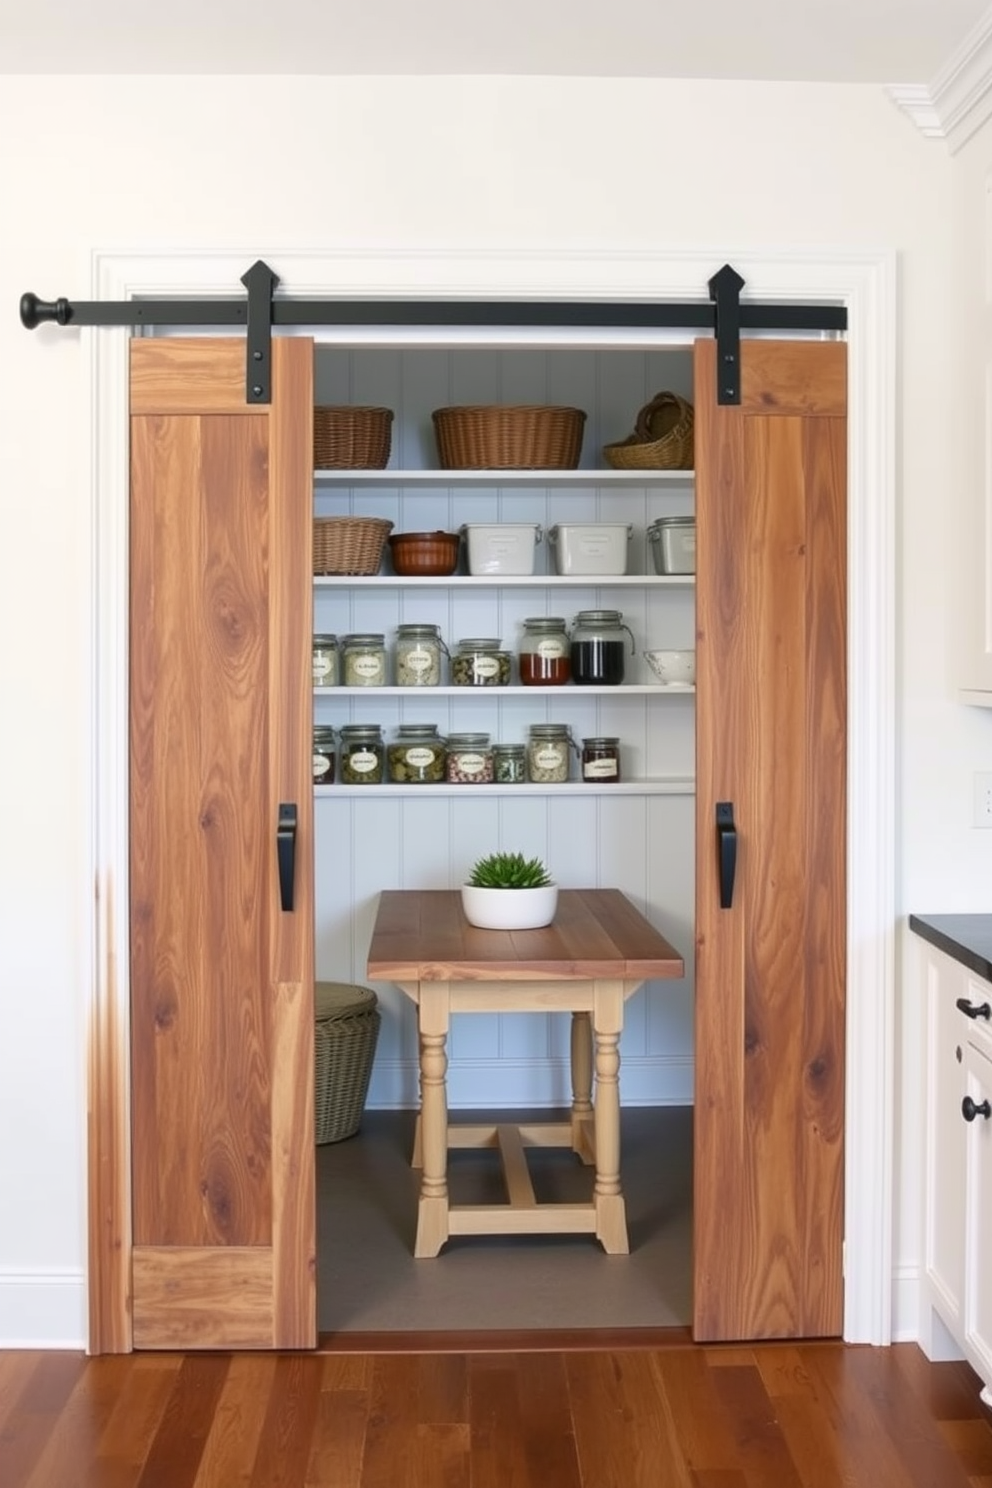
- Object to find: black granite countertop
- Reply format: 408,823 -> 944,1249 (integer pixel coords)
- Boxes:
909,914 -> 992,984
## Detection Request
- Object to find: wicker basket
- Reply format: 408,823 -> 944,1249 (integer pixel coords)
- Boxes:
314,981 -> 381,1144
313,517 -> 394,576
603,392 -> 694,470
433,405 -> 586,469
313,406 -> 393,469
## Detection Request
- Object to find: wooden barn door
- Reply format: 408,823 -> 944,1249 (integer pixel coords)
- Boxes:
692,338 -> 847,1341
129,336 -> 316,1348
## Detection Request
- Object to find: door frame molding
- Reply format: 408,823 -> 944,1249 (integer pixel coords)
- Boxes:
86,245 -> 896,1350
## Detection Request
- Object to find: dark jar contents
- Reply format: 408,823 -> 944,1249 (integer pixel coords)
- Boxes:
570,609 -> 634,686
313,726 -> 336,785
581,736 -> 621,782
518,616 -> 571,686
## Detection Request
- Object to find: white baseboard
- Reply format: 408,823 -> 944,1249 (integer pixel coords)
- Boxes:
0,1269 -> 86,1349
890,1262 -> 923,1344
366,1055 -> 694,1110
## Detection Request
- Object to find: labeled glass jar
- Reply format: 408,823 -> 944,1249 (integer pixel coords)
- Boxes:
570,609 -> 635,686
527,723 -> 575,784
451,638 -> 511,687
338,724 -> 385,783
445,732 -> 494,784
394,623 -> 446,687
518,616 -> 571,686
387,724 -> 446,784
313,725 -> 336,785
312,634 -> 340,688
341,633 -> 387,688
581,736 -> 621,783
493,742 -> 527,784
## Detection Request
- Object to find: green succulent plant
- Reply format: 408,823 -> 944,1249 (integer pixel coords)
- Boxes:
467,851 -> 553,889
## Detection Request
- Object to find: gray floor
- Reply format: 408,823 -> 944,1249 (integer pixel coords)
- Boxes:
316,1106 -> 693,1333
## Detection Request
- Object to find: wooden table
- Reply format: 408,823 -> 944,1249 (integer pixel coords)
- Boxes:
367,888 -> 684,1258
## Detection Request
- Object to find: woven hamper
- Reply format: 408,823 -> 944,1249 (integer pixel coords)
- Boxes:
314,981 -> 381,1144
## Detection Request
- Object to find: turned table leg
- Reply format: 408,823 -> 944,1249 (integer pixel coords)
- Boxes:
593,980 -> 629,1255
570,1011 -> 594,1163
414,984 -> 450,1258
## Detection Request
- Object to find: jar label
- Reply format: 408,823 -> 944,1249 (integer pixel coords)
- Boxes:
535,745 -> 566,769
352,655 -> 384,681
313,754 -> 332,777
473,656 -> 499,679
405,647 -> 433,673
350,750 -> 378,773
313,656 -> 334,681
405,747 -> 436,768
584,758 -> 618,778
536,638 -> 566,658
456,752 -> 485,775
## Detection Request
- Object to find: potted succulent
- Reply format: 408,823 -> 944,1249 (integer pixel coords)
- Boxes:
461,851 -> 558,930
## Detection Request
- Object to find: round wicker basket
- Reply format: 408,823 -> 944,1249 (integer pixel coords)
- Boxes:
603,392 -> 694,470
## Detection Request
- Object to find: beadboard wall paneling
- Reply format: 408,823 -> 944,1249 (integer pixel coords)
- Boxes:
311,344 -> 695,1109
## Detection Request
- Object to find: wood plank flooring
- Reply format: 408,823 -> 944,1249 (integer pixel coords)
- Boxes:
2,1340 -> 991,1487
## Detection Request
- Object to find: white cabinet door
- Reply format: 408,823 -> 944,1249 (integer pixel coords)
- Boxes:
965,1031 -> 992,1391
926,950 -> 968,1330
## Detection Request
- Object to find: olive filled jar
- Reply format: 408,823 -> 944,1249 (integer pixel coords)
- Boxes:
387,724 -> 446,784
313,725 -> 336,785
338,724 -> 385,783
518,616 -> 571,686
394,623 -> 446,687
527,723 -> 575,784
451,638 -> 512,687
569,609 -> 635,686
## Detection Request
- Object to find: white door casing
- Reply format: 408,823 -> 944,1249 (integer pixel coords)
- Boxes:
86,245 -> 896,1347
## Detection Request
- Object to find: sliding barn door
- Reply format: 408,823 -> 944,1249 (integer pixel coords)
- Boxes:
129,337 -> 316,1349
693,338 -> 847,1341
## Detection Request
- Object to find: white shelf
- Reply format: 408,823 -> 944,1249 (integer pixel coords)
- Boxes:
315,777 -> 695,799
314,684 -> 694,697
314,573 -> 693,589
315,468 -> 694,487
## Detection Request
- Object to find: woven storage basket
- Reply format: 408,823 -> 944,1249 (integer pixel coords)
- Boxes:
313,516 -> 394,576
313,406 -> 393,469
603,392 -> 694,470
432,405 -> 586,469
314,981 -> 381,1144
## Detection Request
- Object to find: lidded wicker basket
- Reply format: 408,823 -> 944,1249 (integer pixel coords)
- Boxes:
314,981 -> 381,1145
603,392 -> 694,470
313,406 -> 394,469
313,516 -> 394,576
433,405 -> 586,470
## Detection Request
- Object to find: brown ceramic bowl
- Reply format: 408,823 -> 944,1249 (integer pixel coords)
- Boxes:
388,530 -> 461,577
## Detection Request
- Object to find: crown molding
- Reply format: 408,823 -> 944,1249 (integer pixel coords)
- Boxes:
888,6 -> 992,154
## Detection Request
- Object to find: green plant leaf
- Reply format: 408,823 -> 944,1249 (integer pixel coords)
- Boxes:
467,851 -> 552,889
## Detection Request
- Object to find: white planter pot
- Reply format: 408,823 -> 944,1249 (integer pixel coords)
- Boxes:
460,883 -> 558,930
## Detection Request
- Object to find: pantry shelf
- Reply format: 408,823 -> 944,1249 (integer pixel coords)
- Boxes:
313,574 -> 694,589
314,684 -> 695,697
314,777 -> 696,799
314,468 -> 694,487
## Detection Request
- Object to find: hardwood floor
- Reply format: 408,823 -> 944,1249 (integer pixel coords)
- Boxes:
2,1339 -> 991,1487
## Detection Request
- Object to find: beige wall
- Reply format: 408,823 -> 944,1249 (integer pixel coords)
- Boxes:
0,72 -> 985,1344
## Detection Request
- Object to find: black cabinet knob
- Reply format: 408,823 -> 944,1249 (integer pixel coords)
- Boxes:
956,997 -> 992,1021
962,1095 -> 992,1122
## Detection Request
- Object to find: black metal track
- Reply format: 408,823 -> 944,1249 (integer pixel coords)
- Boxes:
18,259 -> 848,406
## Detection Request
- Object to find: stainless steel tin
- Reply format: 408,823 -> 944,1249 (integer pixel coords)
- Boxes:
648,517 -> 696,575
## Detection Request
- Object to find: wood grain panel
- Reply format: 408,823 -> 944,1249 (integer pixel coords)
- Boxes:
693,338 -> 846,1342
740,340 -> 847,417
131,1248 -> 274,1349
130,337 -> 255,415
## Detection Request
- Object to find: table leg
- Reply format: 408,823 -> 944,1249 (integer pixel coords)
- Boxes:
569,1011 -> 594,1164
593,981 -> 629,1255
414,985 -> 450,1258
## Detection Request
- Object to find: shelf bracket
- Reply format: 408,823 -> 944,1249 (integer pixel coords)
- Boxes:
709,263 -> 746,405
241,259 -> 277,405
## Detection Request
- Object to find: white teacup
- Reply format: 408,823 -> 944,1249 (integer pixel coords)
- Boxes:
644,648 -> 696,685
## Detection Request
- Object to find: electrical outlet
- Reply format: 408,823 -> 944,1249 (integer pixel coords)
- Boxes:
975,772 -> 992,828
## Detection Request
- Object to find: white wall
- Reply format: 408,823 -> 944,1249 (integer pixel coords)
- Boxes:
0,72 -> 983,1346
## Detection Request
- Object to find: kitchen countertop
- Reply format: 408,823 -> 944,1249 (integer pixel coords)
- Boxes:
908,914 -> 992,984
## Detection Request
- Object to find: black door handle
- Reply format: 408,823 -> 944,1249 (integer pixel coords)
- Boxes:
716,801 -> 737,910
956,997 -> 992,1021
277,803 -> 297,912
962,1095 -> 992,1122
